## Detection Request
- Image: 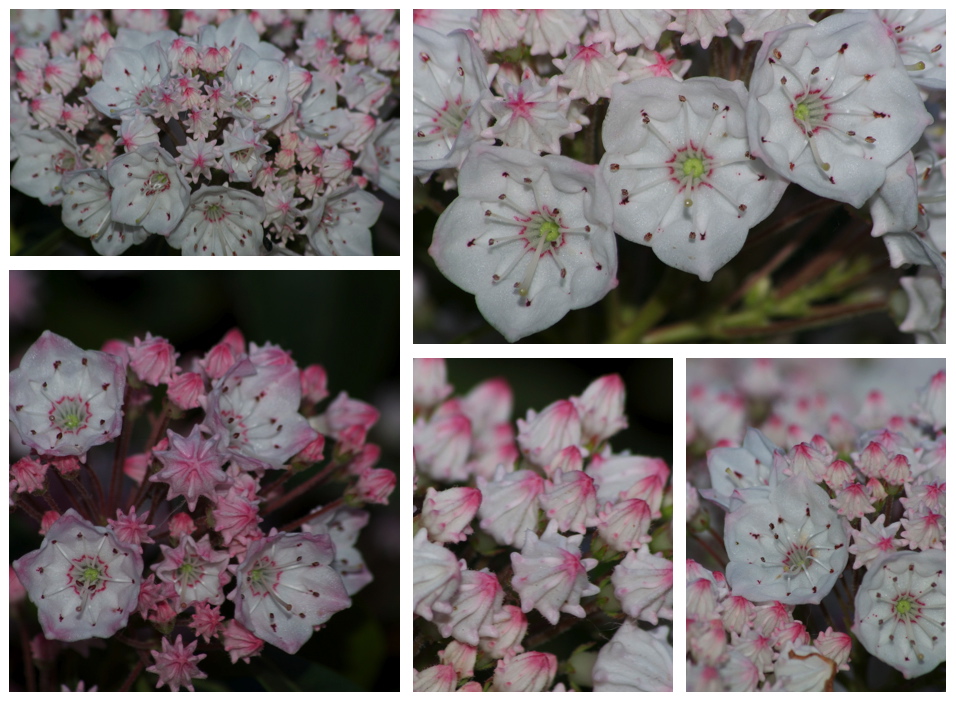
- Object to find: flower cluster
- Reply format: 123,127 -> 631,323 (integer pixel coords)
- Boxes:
414,10 -> 945,342
413,359 -> 673,691
10,329 -> 395,691
687,359 -> 945,690
11,9 -> 399,255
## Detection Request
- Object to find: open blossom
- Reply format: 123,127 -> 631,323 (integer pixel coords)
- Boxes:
592,621 -> 673,691
10,330 -> 127,458
13,509 -> 143,642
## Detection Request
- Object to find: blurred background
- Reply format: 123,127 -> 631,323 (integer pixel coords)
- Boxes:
9,270 -> 399,691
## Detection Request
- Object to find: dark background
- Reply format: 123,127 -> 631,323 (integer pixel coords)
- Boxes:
9,270 -> 399,691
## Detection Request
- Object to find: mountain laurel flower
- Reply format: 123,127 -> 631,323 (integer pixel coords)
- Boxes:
573,373 -> 628,446
476,467 -> 545,549
517,398 -> 582,468
592,621 -> 673,691
229,531 -> 351,654
10,330 -> 126,458
772,643 -> 837,691
746,12 -> 933,208
479,605 -> 528,659
667,10 -> 732,49
413,26 -> 496,179
611,546 -> 674,625
413,411 -> 473,482
433,568 -> 504,646
853,549 -> 945,679
107,144 -> 191,235
510,521 -> 599,625
151,426 -> 229,511
541,469 -> 599,534
106,506 -> 155,551
86,42 -> 169,118
481,71 -> 580,154
430,144 -> 618,342
128,333 -> 178,386
493,651 -> 558,692
412,358 -> 453,411
412,529 -> 462,621
439,639 -> 477,679
152,534 -> 231,611
306,185 -> 384,257
814,627 -> 853,670
413,664 -> 458,693
167,185 -> 266,256
592,10 -> 672,52
603,77 -> 788,280
553,41 -> 628,104
220,619 -> 264,664
60,169 -> 150,256
704,427 -> 782,509
830,482 -> 876,520
12,509 -> 143,642
725,474 -> 849,605
420,486 -> 482,544
11,128 -> 82,205
596,498 -> 653,552
146,634 -> 207,692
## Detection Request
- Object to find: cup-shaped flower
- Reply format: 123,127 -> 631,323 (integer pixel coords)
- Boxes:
12,509 -> 143,642
705,427 -> 782,509
10,330 -> 126,458
152,534 -> 231,611
853,550 -> 945,679
602,77 -> 787,280
434,145 -> 617,341
306,186 -> 384,256
510,521 -> 599,625
228,531 -> 351,655
225,45 -> 291,129
746,12 -> 933,208
107,144 -> 190,235
86,42 -> 169,117
12,128 -> 82,205
725,474 -> 849,605
167,185 -> 266,256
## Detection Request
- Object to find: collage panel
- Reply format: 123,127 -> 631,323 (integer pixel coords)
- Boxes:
413,358 -> 674,691
685,358 -> 945,691
413,9 -> 944,344
9,271 -> 399,691
11,9 -> 399,256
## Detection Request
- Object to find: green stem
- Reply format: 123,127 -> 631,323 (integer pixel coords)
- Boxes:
607,267 -> 687,343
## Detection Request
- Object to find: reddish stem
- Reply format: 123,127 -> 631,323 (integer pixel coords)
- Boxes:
262,461 -> 341,515
280,497 -> 345,532
108,385 -> 134,514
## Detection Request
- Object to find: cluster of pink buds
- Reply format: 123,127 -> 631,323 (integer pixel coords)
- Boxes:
10,328 -> 394,691
413,359 -> 673,691
687,359 -> 945,690
11,9 -> 399,255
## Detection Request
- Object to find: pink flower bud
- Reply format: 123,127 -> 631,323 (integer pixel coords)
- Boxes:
413,529 -> 461,620
787,442 -> 828,481
167,372 -> 204,410
107,506 -> 155,550
11,456 -> 47,494
597,498 -> 652,551
50,455 -> 82,475
413,358 -> 453,410
814,627 -> 852,670
128,333 -> 178,386
439,639 -> 477,679
545,444 -> 585,478
10,566 -> 27,604
477,468 -> 545,548
434,568 -> 504,646
421,486 -> 482,543
300,363 -> 329,404
151,426 -> 229,511
40,510 -> 61,535
830,482 -> 876,519
574,374 -> 628,445
146,634 -> 207,692
480,605 -> 527,659
461,378 -> 513,434
517,399 -> 582,467
351,467 -> 395,505
720,595 -> 755,635
611,546 -> 673,625
296,434 -> 326,464
168,513 -> 196,541
190,602 -> 223,643
200,342 -> 237,380
539,470 -> 598,534
220,619 -> 264,664
855,441 -> 889,478
493,651 -> 557,692
753,601 -> 793,637
413,664 -> 458,692
882,453 -> 911,485
823,459 -> 855,489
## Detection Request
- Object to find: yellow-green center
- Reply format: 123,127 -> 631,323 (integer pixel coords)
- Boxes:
682,157 -> 705,179
794,102 -> 810,123
896,597 -> 914,616
82,566 -> 100,583
540,220 -> 561,242
62,413 -> 83,430
250,567 -> 264,583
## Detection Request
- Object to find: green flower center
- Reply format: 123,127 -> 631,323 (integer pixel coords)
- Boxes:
682,157 -> 705,179
540,220 -> 561,242
896,597 -> 913,616
250,567 -> 265,584
793,102 -> 810,123
82,566 -> 101,584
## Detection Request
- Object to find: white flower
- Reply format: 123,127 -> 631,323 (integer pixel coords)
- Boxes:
667,10 -> 732,49
553,41 -> 628,105
107,144 -> 190,235
11,128 -> 81,205
412,529 -> 461,620
337,64 -> 390,115
772,644 -> 837,691
705,427 -> 782,510
510,522 -> 599,625
433,567 -> 504,646
413,26 -> 496,179
731,10 -> 813,44
430,145 -> 618,342
225,45 -> 291,129
219,121 -> 270,183
306,185 -> 383,256
850,10 -> 946,90
298,73 -> 350,146
168,185 -> 265,256
853,550 -> 945,679
10,330 -> 126,458
476,467 -> 544,549
602,77 -> 788,281
525,10 -> 587,57
482,71 -> 580,155
12,509 -> 143,642
725,474 -> 849,604
592,621 -> 673,691
746,12 -> 933,208
472,10 -> 525,52
60,169 -> 150,255
356,118 -> 399,199
899,270 -> 945,343
86,42 -> 169,117
847,513 -> 904,569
